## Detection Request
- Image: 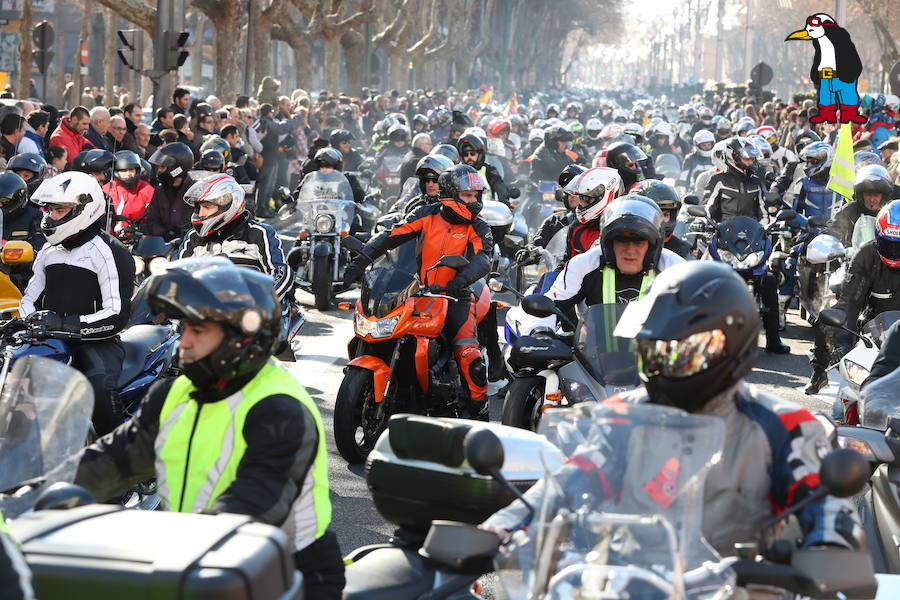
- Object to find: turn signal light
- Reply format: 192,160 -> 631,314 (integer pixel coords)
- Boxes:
418,312 -> 432,320
3,248 -> 23,261
298,231 -> 309,240
495,301 -> 506,309
337,302 -> 352,311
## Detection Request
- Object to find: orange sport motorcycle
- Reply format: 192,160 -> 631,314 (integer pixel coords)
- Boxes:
334,237 -> 490,463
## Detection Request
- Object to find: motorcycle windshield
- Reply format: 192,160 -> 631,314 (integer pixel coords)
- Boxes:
0,357 -> 93,517
861,366 -> 900,430
852,215 -> 876,249
538,227 -> 568,273
655,153 -> 681,179
574,303 -> 640,387
262,171 -> 354,242
132,235 -> 171,259
382,154 -> 404,173
515,185 -> 558,238
716,216 -> 767,256
359,239 -> 420,318
497,403 -> 728,599
864,311 -> 900,346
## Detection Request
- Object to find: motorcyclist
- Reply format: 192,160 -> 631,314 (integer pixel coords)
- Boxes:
342,164 -> 493,417
529,164 -> 587,251
646,122 -> 684,161
74,148 -> 115,187
0,172 -> 43,291
793,141 -> 841,220
22,172 -> 135,436
399,132 -> 433,183
770,129 -> 821,199
528,124 -> 576,182
484,260 -> 862,559
103,150 -> 154,224
330,129 -> 363,172
198,149 -> 225,173
374,123 -> 410,167
756,125 -> 797,173
712,116 -> 732,142
605,142 -> 652,194
7,152 -> 47,197
583,118 -> 603,156
392,154 -> 454,216
294,147 -> 365,205
547,194 -> 686,325
704,137 -> 766,223
176,174 -> 292,301
825,164 -> 895,247
678,130 -> 714,190
633,179 -> 692,259
430,142 -> 461,165
73,257 -> 343,599
143,142 -> 196,241
457,132 -> 511,205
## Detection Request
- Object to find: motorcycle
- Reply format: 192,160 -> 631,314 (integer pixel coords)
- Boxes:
491,283 -> 640,431
797,227 -> 843,324
375,153 -> 405,203
333,237 -> 490,464
0,240 -> 35,319
276,170 -> 377,310
654,153 -> 681,189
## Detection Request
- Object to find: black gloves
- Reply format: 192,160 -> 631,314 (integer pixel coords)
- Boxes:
343,260 -> 366,287
26,311 -> 80,334
443,277 -> 469,299
515,245 -> 541,266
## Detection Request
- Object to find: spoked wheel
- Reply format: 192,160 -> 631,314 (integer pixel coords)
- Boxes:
334,367 -> 389,464
501,376 -> 546,432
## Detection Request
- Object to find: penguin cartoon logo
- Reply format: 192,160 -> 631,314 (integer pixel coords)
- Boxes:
785,13 -> 865,124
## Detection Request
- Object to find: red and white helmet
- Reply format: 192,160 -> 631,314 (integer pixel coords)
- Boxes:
184,174 -> 246,237
755,125 -> 777,147
564,167 -> 621,224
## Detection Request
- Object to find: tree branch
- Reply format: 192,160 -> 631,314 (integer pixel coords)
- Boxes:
92,0 -> 156,34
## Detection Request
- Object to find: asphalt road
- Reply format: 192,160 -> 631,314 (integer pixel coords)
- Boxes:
283,290 -> 838,557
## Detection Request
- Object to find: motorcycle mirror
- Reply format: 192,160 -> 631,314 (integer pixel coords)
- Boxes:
465,427 -> 504,476
687,205 -> 707,218
275,186 -> 293,202
509,187 -> 521,199
820,448 -> 869,498
808,215 -> 827,229
436,254 -> 470,270
682,194 -> 700,205
775,209 -> 797,222
34,482 -> 96,511
818,308 -> 847,328
522,293 -> 557,318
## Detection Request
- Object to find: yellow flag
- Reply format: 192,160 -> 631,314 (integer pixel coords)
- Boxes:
505,93 -> 518,116
827,123 -> 855,201
476,86 -> 493,105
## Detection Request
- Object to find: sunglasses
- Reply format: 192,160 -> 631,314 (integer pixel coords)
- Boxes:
463,151 -> 479,157
805,16 -> 834,27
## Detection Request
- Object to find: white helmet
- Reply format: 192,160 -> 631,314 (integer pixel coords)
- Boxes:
528,128 -> 544,143
184,174 -> 246,237
564,167 -> 622,224
693,129 -> 715,158
585,118 -> 603,140
32,171 -> 107,246
711,139 -> 729,172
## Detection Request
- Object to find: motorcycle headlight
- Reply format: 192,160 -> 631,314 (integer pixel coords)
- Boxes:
148,256 -> 169,275
133,256 -> 145,275
354,313 -> 400,339
717,249 -> 736,266
315,214 -> 335,233
842,358 -> 870,388
742,250 -> 765,269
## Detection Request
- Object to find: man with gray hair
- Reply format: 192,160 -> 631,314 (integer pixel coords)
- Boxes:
85,106 -> 111,150
399,132 -> 433,182
106,115 -> 128,152
135,123 -> 151,157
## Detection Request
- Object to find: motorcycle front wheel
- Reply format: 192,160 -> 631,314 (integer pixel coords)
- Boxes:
312,254 -> 334,311
334,366 -> 388,463
501,376 -> 545,431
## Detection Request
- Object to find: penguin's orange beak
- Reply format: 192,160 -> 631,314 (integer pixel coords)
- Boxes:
785,29 -> 812,41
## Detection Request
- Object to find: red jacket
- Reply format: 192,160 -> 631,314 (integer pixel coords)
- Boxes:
104,179 -> 155,222
49,116 -> 90,164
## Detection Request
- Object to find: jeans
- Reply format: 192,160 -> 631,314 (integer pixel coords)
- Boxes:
70,339 -> 124,436
818,77 -> 859,106
256,156 -> 281,209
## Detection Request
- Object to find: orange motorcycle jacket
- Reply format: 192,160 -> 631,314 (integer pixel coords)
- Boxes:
362,199 -> 493,287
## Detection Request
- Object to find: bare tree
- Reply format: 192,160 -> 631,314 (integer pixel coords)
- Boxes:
250,0 -> 290,91
271,3 -> 314,91
103,8 -> 117,105
302,0 -> 375,93
193,0 -> 247,101
17,0 -> 33,99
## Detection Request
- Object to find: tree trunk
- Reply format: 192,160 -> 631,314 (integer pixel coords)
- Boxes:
140,36 -> 153,105
103,8 -> 116,105
323,34 -> 341,93
72,3 -> 92,107
210,12 -> 242,102
387,51 -> 405,92
252,15 -> 275,93
192,13 -> 204,87
341,29 -> 364,97
17,0 -> 33,99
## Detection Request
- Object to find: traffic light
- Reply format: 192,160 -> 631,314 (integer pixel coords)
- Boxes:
117,29 -> 143,72
31,21 -> 55,74
163,30 -> 189,71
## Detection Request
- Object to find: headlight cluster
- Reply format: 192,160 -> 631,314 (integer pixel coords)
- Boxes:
717,249 -> 764,270
842,358 -> 870,388
133,256 -> 169,276
354,313 -> 400,339
314,213 -> 335,233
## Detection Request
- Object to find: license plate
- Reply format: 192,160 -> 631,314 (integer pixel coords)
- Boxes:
386,177 -> 400,185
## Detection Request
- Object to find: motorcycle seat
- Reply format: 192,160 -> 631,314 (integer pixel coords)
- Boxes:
117,325 -> 171,388
344,547 -> 434,600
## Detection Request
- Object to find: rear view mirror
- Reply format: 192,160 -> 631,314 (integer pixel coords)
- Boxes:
522,293 -> 557,318
687,205 -> 707,218
818,308 -> 846,328
488,278 -> 505,293
437,255 -> 469,270
1,241 -> 35,265
465,427 -> 504,476
819,448 -> 869,498
682,194 -> 700,205
776,209 -> 797,222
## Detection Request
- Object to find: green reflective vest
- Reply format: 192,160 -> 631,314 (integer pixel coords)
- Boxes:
601,266 -> 655,304
155,360 -> 331,548
478,166 -> 495,204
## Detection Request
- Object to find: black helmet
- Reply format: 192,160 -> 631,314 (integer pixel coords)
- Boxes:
139,158 -> 151,181
415,154 -> 453,195
599,194 -> 665,272
71,150 -> 90,173
149,142 -> 194,188
614,261 -> 760,412
314,147 -> 343,170
76,149 -> 115,184
632,180 -> 681,237
199,135 -> 231,163
723,137 -> 761,179
0,171 -> 29,218
412,113 -> 428,129
199,149 -> 225,173
854,165 -> 893,216
437,164 -> 486,223
329,128 -> 354,146
112,150 -> 142,187
387,123 -> 410,144
605,142 -> 648,175
457,133 -> 486,169
544,124 -> 574,146
7,152 -> 47,196
431,143 -> 461,164
793,129 -> 821,155
147,257 -> 280,388
556,163 -> 588,208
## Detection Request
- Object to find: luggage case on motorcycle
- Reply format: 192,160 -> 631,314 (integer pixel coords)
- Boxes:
365,414 -> 565,532
11,504 -> 303,600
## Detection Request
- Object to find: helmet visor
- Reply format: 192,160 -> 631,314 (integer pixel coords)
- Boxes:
636,329 -> 728,379
601,197 -> 664,232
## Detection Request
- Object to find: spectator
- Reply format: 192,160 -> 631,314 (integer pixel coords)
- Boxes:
399,132 -> 433,182
256,101 -> 302,217
106,116 -> 128,152
21,111 -> 49,157
220,124 -> 250,183
121,102 -> 144,154
49,106 -> 91,165
173,114 -> 197,158
46,145 -> 67,175
158,129 -> 179,146
206,95 -> 222,111
85,106 -> 111,150
170,87 -> 191,115
195,112 -> 217,139
0,112 -> 25,160
135,123 -> 151,157
256,76 -> 281,107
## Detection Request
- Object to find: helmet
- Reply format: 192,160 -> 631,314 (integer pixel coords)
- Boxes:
76,148 -> 115,183
612,109 -> 628,123
139,158 -> 151,181
564,167 -> 621,224
799,141 -> 832,178
149,142 -> 194,187
853,150 -> 883,169
714,118 -> 732,139
7,152 -> 47,195
692,129 -> 715,157
528,128 -> 544,146
387,123 -> 410,144
711,139 -> 728,171
723,137 -> 761,178
613,261 -> 760,412
545,124 -> 574,147
733,117 -> 756,136
875,201 -> 900,268
0,172 -> 29,218
747,134 -> 772,159
755,125 -> 777,147
793,129 -> 820,155
32,172 -> 106,246
649,122 -> 673,146
568,120 -> 584,138
558,163 -> 588,189
457,133 -> 486,169
437,164 -> 486,222
329,129 -> 354,146
147,257 -> 280,388
853,164 -> 893,216
199,149 -> 225,173
605,142 -> 648,176
585,118 -> 602,140
183,174 -> 245,237
431,143 -> 461,164
698,107 -> 714,124
683,106 -> 698,121
547,103 -> 560,117
412,114 -> 429,129
199,136 -> 231,163
599,194 -> 664,272
623,122 -> 644,145
112,150 -> 142,187
415,154 -> 453,194
315,147 -> 344,170
486,118 -> 510,138
632,179 -> 681,237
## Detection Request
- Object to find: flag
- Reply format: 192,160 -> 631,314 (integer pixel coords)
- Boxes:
827,123 -> 855,201
504,93 -> 518,116
476,86 -> 493,105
